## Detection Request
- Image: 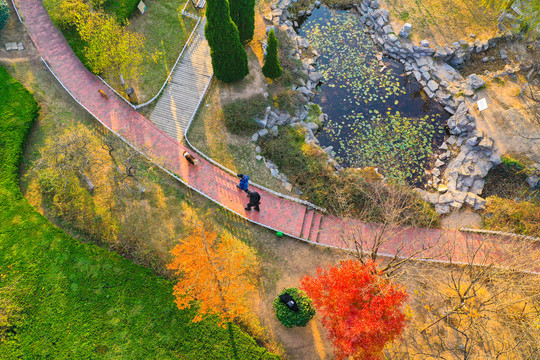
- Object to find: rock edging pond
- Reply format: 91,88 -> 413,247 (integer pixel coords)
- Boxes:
256,0 -> 531,214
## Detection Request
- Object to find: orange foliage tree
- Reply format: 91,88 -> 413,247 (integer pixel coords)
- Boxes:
167,213 -> 259,325
301,260 -> 408,360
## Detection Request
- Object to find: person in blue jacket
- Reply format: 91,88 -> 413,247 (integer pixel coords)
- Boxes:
237,173 -> 249,192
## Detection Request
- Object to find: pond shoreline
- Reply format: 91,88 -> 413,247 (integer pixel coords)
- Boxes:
296,5 -> 449,185
259,0 -> 528,215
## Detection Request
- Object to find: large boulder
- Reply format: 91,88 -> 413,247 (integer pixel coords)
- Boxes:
526,175 -> 540,190
399,23 -> 412,38
308,71 -> 323,84
466,74 -> 486,90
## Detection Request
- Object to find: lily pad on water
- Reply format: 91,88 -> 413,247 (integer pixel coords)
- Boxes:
298,6 -> 447,185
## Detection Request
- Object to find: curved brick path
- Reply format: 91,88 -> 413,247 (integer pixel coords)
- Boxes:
16,0 -> 540,274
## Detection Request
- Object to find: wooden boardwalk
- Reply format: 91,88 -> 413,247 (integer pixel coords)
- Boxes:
149,19 -> 212,142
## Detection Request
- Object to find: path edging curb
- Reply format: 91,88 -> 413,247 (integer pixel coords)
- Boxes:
98,15 -> 202,109
460,227 -> 540,242
183,89 -> 328,213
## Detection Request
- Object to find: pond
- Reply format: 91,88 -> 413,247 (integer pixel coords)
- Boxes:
297,6 -> 449,185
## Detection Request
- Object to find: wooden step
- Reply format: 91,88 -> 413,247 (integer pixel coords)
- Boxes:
148,119 -> 187,133
174,67 -> 212,79
154,94 -> 201,108
157,99 -> 199,111
170,72 -> 211,84
150,104 -> 194,118
148,118 -> 185,133
309,212 -> 323,243
183,53 -> 211,61
168,84 -> 208,96
301,209 -> 315,239
171,68 -> 208,79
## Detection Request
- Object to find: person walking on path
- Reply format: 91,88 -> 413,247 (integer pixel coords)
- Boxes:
245,190 -> 261,211
237,173 -> 249,192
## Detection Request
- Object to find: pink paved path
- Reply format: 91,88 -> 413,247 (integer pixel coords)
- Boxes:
17,0 -> 539,274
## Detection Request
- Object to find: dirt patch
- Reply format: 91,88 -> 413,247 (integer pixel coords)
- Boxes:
441,209 -> 482,229
249,231 -> 351,360
0,3 -> 38,62
483,161 -> 533,200
220,49 -> 266,104
379,0 -> 500,46
466,75 -> 540,164
459,41 -> 531,78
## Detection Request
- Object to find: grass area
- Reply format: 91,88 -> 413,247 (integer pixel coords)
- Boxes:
123,0 -> 197,101
43,0 -> 197,102
223,94 -> 269,135
3,58 -> 339,359
482,155 -> 540,237
104,0 -> 140,21
0,65 -> 279,358
187,82 -> 293,195
483,196 -> 540,237
377,0 -> 500,45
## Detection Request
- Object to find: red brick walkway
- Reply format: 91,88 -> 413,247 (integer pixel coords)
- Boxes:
17,0 -> 539,274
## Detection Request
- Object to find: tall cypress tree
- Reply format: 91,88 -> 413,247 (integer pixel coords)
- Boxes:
229,0 -> 255,43
262,29 -> 282,79
205,0 -> 249,83
0,0 -> 9,32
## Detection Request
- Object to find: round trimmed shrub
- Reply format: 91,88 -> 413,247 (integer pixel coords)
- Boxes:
0,0 -> 9,32
273,288 -> 315,328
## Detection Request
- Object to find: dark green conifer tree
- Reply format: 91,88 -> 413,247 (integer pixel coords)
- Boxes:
205,0 -> 249,83
229,0 -> 255,43
262,29 -> 282,79
0,0 -> 9,32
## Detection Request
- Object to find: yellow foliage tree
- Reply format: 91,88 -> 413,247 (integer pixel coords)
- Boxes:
44,0 -> 90,28
77,11 -> 145,82
167,211 -> 259,325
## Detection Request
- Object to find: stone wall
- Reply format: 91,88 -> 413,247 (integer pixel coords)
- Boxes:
257,0 -> 531,214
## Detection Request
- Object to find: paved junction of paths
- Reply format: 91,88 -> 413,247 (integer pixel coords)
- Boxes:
15,0 -> 540,274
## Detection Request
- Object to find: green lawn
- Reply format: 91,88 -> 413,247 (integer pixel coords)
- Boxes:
43,0 -> 197,103
0,66 -> 278,359
125,0 -> 198,102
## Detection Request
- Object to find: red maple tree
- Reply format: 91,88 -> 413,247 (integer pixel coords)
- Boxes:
301,260 -> 408,360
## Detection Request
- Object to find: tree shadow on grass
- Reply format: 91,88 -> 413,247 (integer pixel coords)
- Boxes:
227,322 -> 240,360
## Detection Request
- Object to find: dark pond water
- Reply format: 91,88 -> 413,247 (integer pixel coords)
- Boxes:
297,6 -> 449,184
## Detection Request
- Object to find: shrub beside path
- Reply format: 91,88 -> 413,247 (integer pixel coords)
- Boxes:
16,0 -> 540,274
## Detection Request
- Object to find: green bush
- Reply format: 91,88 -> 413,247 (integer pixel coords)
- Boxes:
104,0 -> 140,22
223,94 -> 269,135
259,126 -> 439,227
0,0 -> 9,33
501,155 -> 525,170
483,196 -> 540,237
273,288 -> 315,328
273,89 -> 303,114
